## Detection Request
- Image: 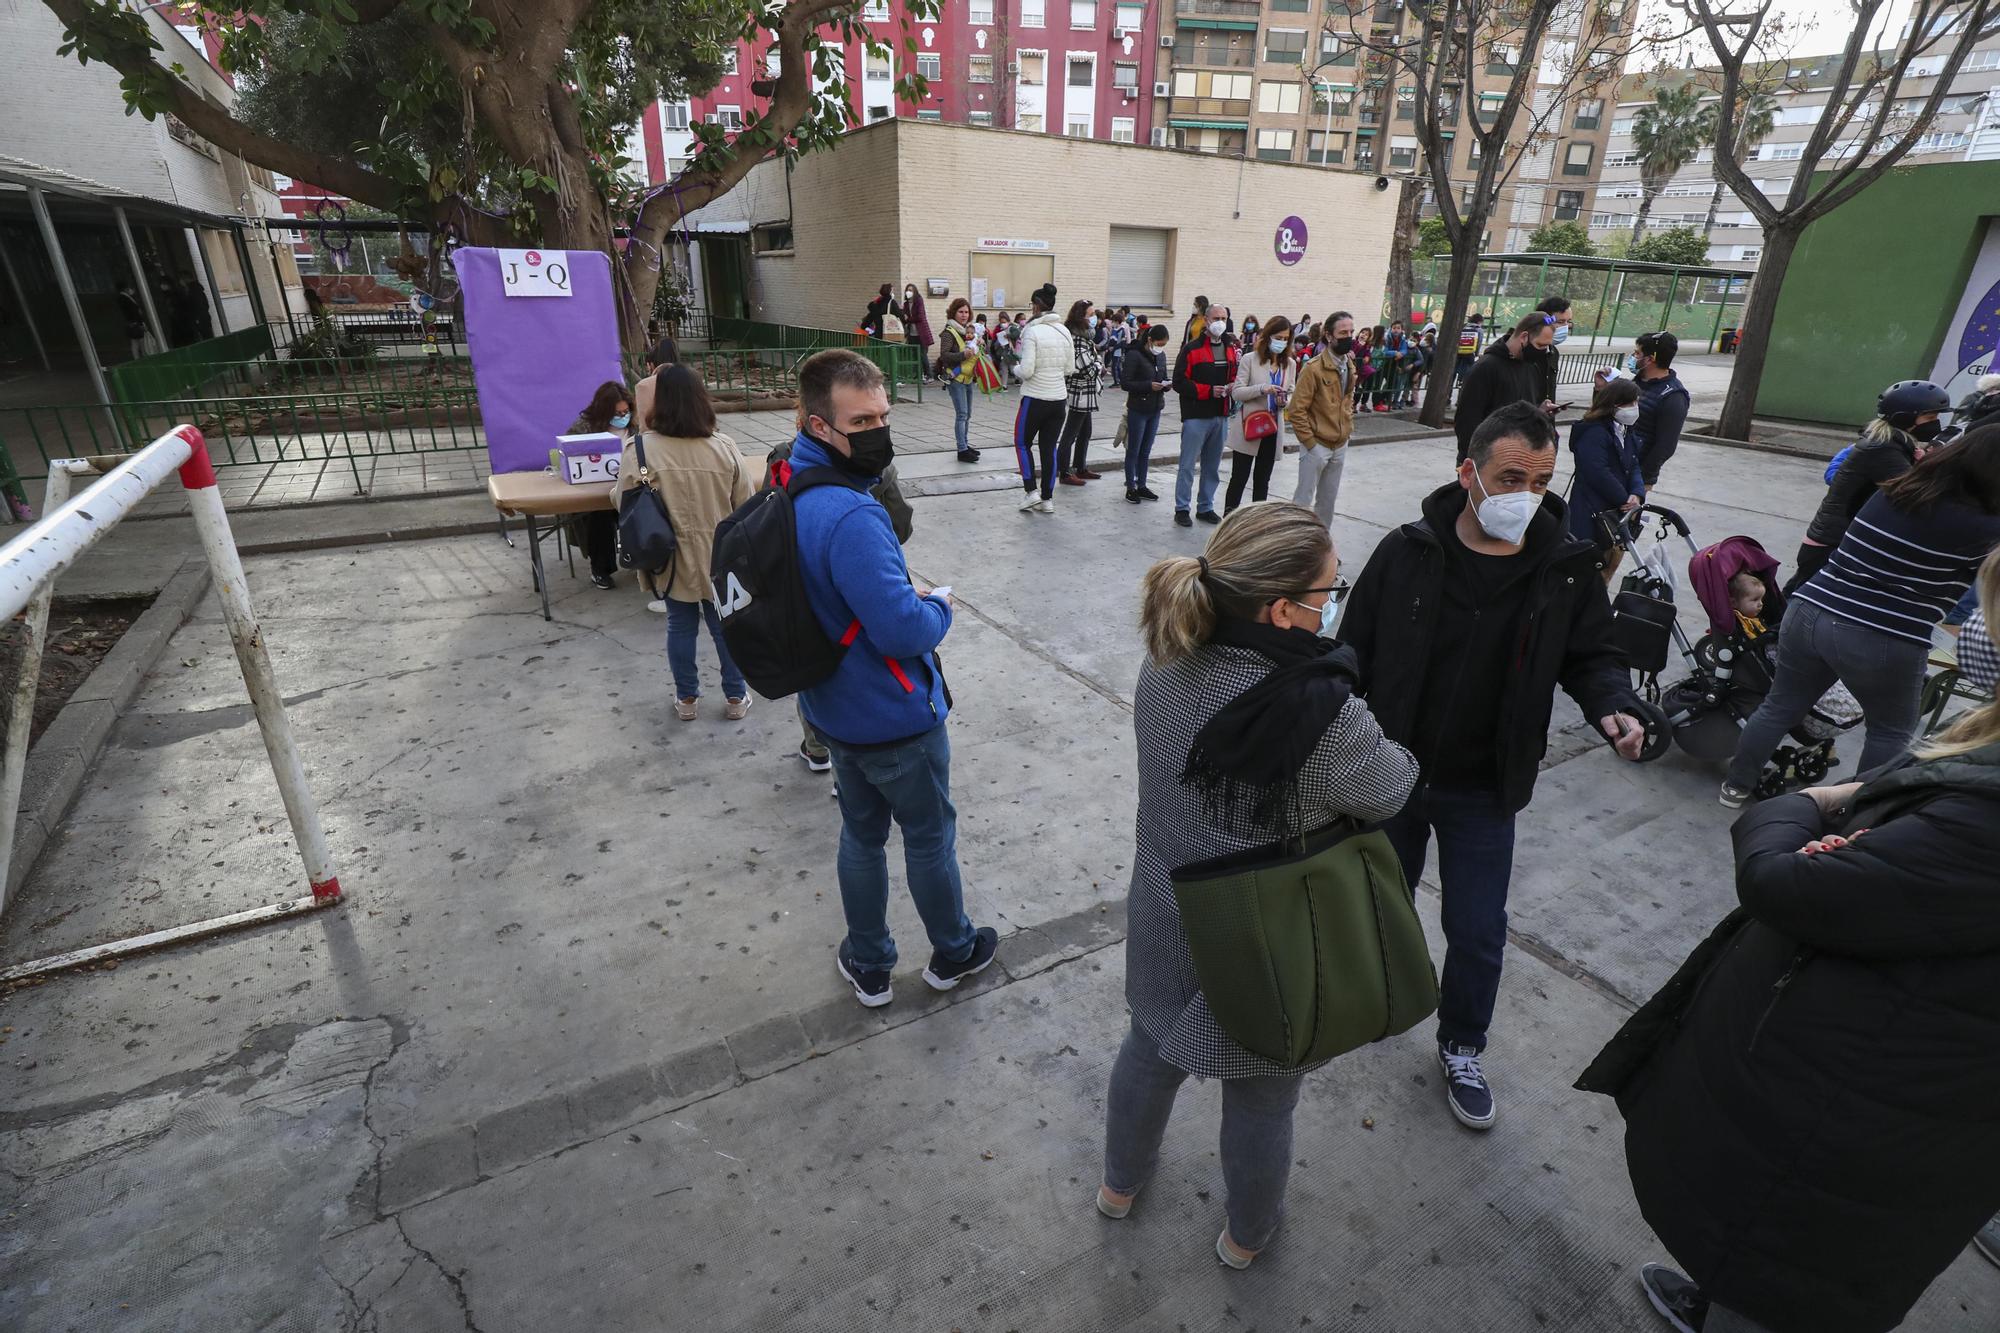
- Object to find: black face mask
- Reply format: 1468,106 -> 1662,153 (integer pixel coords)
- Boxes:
1332,336 -> 1354,355
827,423 -> 894,478
1910,419 -> 1943,442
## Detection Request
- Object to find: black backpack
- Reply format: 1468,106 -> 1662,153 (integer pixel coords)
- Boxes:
616,435 -> 677,574
710,465 -> 856,699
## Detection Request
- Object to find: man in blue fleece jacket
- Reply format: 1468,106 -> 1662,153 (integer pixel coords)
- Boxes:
791,350 -> 999,1008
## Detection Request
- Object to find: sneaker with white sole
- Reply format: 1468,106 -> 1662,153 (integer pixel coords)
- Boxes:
922,926 -> 999,991
798,744 -> 832,773
1215,1229 -> 1256,1270
674,697 -> 698,722
1037,497 -> 1055,515
1019,491 -> 1043,513
1637,1263 -> 1707,1333
724,695 -> 752,721
836,939 -> 893,1008
1438,1042 -> 1496,1130
1719,782 -> 1752,809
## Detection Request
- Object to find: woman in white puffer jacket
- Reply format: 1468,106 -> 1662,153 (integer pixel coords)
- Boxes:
1013,282 -> 1074,514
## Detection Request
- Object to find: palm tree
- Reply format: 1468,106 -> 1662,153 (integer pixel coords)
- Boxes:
1629,83 -> 1710,244
1701,90 -> 1779,240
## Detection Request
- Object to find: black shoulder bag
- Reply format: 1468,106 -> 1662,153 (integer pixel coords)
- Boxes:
617,435 -> 678,576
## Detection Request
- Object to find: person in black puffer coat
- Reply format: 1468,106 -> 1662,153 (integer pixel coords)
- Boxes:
1452,312 -> 1555,462
1580,553 -> 2000,1333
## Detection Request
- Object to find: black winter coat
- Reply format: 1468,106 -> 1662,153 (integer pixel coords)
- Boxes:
1802,432 -> 1917,549
1453,340 -> 1545,460
1581,746 -> 2000,1333
1335,483 -> 1638,814
1120,343 -> 1169,414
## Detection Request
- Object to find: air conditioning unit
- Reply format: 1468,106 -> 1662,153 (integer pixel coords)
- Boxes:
1153,79 -> 1171,95
1151,126 -> 1168,146
1111,25 -> 1127,38
1159,33 -> 1174,46
1006,60 -> 1020,73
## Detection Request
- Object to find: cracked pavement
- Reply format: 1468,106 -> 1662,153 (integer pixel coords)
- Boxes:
2,434 -> 1996,1329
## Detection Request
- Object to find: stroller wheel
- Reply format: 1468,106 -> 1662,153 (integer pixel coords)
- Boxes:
1794,748 -> 1830,784
1754,754 -> 1792,801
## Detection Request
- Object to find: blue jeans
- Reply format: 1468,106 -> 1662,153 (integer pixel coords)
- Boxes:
1946,585 -> 1979,626
824,725 -> 976,972
1175,415 -> 1228,515
947,380 -> 974,453
1381,784 -> 1517,1052
1723,598 -> 1929,790
1102,1020 -> 1306,1251
1125,407 -> 1162,490
666,597 -> 745,701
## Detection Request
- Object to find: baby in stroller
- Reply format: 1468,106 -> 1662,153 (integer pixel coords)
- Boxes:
1606,512 -> 1862,795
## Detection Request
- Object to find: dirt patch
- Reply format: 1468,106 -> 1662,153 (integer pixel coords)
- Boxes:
0,596 -> 154,748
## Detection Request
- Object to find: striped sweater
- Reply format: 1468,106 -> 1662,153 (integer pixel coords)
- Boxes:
1796,491 -> 2000,645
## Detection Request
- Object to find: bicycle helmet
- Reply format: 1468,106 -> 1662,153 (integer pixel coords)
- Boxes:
1877,380 -> 1951,428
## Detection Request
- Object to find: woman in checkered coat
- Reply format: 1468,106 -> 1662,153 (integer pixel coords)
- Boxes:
1096,502 -> 1419,1269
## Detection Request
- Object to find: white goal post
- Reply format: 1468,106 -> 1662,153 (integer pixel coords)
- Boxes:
0,425 -> 343,982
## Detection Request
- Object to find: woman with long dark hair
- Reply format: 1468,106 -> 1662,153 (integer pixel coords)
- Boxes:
1223,316 -> 1297,514
1565,376 -> 1643,584
1058,298 -> 1105,486
1100,502 -> 1417,1268
565,380 -> 633,590
1721,426 -> 2000,806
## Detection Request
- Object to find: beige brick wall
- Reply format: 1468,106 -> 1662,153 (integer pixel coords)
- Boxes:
740,119 -> 1396,333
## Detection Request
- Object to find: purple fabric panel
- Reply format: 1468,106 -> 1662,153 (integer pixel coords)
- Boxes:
455,247 -> 624,474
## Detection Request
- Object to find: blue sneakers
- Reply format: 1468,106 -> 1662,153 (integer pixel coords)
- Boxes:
1439,1042 -> 1496,1130
836,939 -> 893,1008
922,926 -> 999,991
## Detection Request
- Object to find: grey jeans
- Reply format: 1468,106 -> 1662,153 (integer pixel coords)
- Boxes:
1101,1020 -> 1305,1251
1724,598 -> 1930,790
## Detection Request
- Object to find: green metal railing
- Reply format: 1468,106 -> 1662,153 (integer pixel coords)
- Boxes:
1396,255 -> 1750,354
708,317 -> 924,403
104,326 -> 276,405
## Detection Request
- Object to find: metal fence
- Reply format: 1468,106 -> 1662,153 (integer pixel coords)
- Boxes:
104,326 -> 277,404
708,317 -> 925,402
1400,256 -> 1750,354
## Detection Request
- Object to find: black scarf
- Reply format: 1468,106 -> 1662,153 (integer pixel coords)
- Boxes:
1181,617 -> 1359,834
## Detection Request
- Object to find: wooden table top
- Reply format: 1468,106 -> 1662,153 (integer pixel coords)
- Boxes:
487,469 -> 617,517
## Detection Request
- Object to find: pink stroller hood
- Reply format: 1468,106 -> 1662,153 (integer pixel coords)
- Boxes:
1688,536 -> 1783,639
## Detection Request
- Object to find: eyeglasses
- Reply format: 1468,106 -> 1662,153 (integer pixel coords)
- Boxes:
1274,577 -> 1352,605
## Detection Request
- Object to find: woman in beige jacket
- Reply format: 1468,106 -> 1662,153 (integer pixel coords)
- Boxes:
1223,316 -> 1299,514
615,364 -> 755,721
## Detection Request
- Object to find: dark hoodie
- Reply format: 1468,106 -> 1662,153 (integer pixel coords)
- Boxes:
1336,481 -> 1636,812
1453,338 -> 1546,461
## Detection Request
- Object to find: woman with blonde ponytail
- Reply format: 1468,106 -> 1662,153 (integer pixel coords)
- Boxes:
1103,502 -> 1419,1270
1599,545 -> 2000,1330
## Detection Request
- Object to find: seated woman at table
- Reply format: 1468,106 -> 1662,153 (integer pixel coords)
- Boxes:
617,364 -> 755,721
566,380 -> 632,591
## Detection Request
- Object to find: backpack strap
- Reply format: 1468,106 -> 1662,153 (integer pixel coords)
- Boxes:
784,464 -> 858,497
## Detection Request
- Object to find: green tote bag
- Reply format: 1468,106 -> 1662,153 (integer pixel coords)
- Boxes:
1170,819 -> 1438,1069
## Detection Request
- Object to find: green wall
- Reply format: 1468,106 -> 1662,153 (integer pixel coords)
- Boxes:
1758,158 -> 2000,427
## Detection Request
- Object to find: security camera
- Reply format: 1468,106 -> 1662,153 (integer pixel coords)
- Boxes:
1375,176 -> 1391,191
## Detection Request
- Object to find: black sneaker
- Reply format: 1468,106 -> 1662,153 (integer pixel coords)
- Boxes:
1438,1042 -> 1496,1129
957,448 -> 982,463
1638,1263 -> 1707,1333
590,573 -> 616,590
836,939 -> 893,1008
1174,510 -> 1193,528
1125,488 -> 1142,504
1196,510 -> 1221,525
798,743 -> 832,774
922,926 -> 998,992
1136,486 -> 1159,501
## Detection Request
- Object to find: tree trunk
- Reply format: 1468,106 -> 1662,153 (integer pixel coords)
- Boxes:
1700,179 -> 1725,239
1418,240 -> 1484,430
1713,221 -> 1801,442
1387,178 -> 1422,328
1629,187 -> 1658,244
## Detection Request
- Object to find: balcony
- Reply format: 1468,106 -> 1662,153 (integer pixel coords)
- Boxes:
1168,95 -> 1253,121
1175,0 -> 1261,18
1174,42 -> 1257,66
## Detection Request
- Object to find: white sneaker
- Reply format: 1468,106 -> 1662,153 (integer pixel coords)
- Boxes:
1018,491 -> 1042,513
645,598 -> 668,614
1037,497 -> 1055,515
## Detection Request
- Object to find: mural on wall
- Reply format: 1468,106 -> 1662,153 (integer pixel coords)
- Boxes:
1929,220 -> 2000,402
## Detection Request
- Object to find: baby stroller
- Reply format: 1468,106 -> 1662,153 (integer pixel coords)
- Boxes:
1602,506 -> 1862,797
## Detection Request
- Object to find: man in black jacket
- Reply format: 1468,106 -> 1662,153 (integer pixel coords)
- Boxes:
1338,401 -> 1647,1132
1452,312 -> 1557,462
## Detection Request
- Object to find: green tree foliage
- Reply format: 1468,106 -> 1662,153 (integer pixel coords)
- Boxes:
1416,216 -> 1452,257
1629,82 -> 1709,243
1628,228 -> 1710,267
1523,220 -> 1595,255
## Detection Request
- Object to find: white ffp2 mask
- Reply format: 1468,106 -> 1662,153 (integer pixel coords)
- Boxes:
1471,469 -> 1540,544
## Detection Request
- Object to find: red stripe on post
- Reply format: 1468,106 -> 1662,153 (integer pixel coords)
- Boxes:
173,425 -> 218,491
310,876 -> 343,903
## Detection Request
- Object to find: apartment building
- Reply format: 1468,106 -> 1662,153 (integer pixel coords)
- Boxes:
1587,21 -> 2000,270
635,0 -> 1167,182
1156,0 -> 1632,250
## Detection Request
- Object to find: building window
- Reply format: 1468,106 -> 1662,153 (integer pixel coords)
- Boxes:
1432,134 -> 1452,168
1320,33 -> 1355,63
917,108 -> 944,121
1388,135 -> 1417,168
1437,88 -> 1458,120
1396,85 -> 1415,119
970,54 -> 995,82
710,105 -> 744,129
1554,188 -> 1583,219
722,49 -> 738,75
1022,0 -> 1045,24
1355,136 -> 1375,169
1072,0 -> 1097,27
1177,70 -> 1251,100
864,0 -> 890,16
1256,128 -> 1296,160
1573,96 -> 1603,130
751,223 -> 794,254
1487,41 -> 1518,74
1114,61 -> 1139,90
1272,0 -> 1309,10
971,0 -> 994,22
1019,51 -> 1046,83
1563,141 -> 1594,175
868,104 -> 893,121
766,50 -> 783,78
917,52 -> 941,79
1108,224 -> 1172,306
865,49 -> 893,78
1265,27 -> 1306,63
1069,55 -> 1095,86
1112,116 -> 1136,142
1313,83 -> 1354,115
1476,91 -> 1505,125
1308,129 -> 1347,164
662,101 -> 691,130
1258,81 -> 1302,114
969,110 -> 995,125
1067,116 -> 1092,136
1020,112 -> 1045,131
1116,2 -> 1144,30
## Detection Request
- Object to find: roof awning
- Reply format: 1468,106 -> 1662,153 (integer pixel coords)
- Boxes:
1174,17 -> 1259,28
1168,117 -> 1250,129
0,153 -> 237,229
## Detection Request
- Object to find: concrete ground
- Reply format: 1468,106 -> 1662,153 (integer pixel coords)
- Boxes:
2,418 -> 1996,1331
